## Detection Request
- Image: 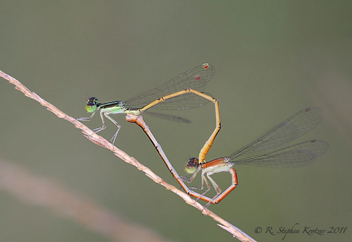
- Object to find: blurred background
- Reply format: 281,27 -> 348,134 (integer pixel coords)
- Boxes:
1,1 -> 351,241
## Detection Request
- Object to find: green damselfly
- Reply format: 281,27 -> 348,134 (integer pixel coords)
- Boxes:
78,63 -> 220,162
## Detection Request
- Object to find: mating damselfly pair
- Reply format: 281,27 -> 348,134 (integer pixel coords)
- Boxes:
78,63 -> 328,205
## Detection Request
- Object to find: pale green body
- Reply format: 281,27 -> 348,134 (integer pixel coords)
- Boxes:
78,98 -> 144,144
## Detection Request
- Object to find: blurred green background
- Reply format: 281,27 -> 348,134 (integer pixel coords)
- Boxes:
1,1 -> 351,241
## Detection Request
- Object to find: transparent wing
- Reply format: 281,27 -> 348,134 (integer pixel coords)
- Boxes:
125,63 -> 215,110
228,107 -> 324,160
233,140 -> 329,167
144,111 -> 191,123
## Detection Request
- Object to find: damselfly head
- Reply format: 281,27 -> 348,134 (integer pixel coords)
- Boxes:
85,97 -> 98,113
184,157 -> 200,174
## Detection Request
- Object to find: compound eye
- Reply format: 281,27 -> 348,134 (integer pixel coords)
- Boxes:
184,157 -> 199,174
